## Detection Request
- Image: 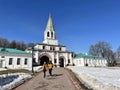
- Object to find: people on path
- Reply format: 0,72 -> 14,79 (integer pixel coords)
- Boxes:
42,62 -> 48,78
48,61 -> 53,76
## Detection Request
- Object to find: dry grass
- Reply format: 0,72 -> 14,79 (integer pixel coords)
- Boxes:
0,69 -> 32,75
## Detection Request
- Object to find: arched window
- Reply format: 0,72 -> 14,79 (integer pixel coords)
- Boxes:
43,46 -> 45,50
50,47 -> 52,50
54,59 -> 57,63
68,59 -> 70,63
59,47 -> 61,51
47,32 -> 49,37
51,32 -> 53,38
53,47 -> 55,51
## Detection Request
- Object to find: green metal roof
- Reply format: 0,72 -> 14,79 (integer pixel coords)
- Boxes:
0,48 -> 31,54
74,53 -> 104,59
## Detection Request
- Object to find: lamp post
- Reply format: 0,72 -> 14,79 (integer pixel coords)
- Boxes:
32,47 -> 34,73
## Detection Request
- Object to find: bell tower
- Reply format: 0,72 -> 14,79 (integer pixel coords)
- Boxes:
43,15 -> 58,45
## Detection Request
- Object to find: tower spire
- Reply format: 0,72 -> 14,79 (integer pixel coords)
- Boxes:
45,14 -> 54,31
43,15 -> 58,45
49,13 -> 51,18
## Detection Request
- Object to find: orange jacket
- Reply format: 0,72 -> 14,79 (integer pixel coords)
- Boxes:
42,64 -> 48,71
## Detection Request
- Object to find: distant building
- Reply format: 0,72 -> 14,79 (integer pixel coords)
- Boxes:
26,15 -> 107,67
26,15 -> 73,67
0,48 -> 32,69
0,15 -> 108,70
73,53 -> 107,67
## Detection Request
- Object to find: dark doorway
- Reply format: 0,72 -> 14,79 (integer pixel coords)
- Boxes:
59,58 -> 64,67
40,56 -> 49,65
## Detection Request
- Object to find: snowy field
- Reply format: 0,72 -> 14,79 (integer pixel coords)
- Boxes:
68,66 -> 120,90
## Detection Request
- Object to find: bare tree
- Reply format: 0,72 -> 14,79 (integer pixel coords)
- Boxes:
27,42 -> 35,47
115,46 -> 120,59
0,36 -> 36,51
0,37 -> 10,48
89,41 -> 111,56
89,45 -> 99,56
88,41 -> 115,66
9,40 -> 17,49
16,41 -> 27,50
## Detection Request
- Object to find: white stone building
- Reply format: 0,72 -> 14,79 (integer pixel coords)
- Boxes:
26,15 -> 73,67
0,15 -> 107,69
73,53 -> 107,67
0,48 -> 32,69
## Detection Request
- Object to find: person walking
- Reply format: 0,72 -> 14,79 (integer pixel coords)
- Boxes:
42,62 -> 48,78
48,61 -> 53,76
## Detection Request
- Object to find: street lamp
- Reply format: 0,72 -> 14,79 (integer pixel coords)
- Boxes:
32,47 -> 34,73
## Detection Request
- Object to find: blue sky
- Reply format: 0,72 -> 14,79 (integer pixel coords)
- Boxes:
0,0 -> 120,53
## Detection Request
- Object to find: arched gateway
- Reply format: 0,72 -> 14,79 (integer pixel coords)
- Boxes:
40,56 -> 49,65
59,57 -> 65,67
39,53 -> 52,65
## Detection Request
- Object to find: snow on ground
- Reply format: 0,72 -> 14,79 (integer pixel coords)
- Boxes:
0,68 -> 7,71
0,73 -> 32,90
0,66 -> 42,90
68,66 -> 120,90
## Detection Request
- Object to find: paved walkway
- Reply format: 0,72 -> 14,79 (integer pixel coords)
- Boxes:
14,68 -> 78,90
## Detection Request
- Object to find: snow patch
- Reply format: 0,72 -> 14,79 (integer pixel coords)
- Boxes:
68,66 -> 120,90
0,73 -> 32,90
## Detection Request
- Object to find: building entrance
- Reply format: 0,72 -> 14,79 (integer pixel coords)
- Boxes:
40,56 -> 49,65
59,58 -> 64,67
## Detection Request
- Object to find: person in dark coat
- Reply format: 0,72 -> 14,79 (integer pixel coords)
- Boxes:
42,62 -> 48,78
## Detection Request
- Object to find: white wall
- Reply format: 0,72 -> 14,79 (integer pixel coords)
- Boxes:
73,58 -> 107,67
34,44 -> 67,52
4,55 -> 32,70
